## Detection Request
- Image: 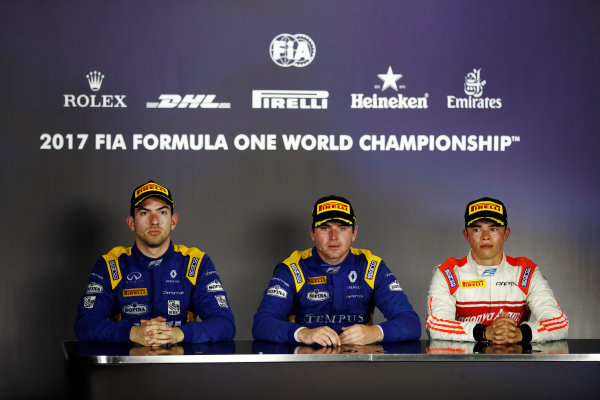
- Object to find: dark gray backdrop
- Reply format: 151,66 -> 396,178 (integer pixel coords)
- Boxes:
1,1 -> 599,398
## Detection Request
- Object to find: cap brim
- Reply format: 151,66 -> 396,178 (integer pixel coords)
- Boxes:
314,217 -> 355,228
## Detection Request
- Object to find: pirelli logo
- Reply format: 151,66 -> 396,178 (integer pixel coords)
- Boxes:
290,263 -> 303,284
135,183 -> 169,197
317,200 -> 350,215
468,201 -> 502,215
109,260 -> 120,281
188,257 -> 199,278
444,269 -> 457,288
520,267 -> 532,288
123,288 -> 148,297
308,276 -> 326,285
460,279 -> 486,289
366,260 -> 378,280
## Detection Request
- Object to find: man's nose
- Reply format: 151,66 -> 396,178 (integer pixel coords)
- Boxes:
329,229 -> 338,239
150,213 -> 159,224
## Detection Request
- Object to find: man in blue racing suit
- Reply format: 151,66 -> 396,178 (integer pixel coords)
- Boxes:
75,181 -> 235,346
253,195 -> 420,346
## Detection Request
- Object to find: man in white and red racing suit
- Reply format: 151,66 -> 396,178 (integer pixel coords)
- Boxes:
426,197 -> 567,343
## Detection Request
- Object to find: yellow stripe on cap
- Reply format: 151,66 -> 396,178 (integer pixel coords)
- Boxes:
314,217 -> 355,228
466,216 -> 505,226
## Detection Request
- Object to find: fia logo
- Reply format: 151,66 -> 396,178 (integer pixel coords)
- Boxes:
270,33 -> 316,67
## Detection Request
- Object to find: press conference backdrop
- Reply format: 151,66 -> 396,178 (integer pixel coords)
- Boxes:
1,1 -> 599,397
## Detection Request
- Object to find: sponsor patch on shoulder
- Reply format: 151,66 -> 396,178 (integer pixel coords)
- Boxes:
520,267 -> 533,288
266,285 -> 288,298
290,263 -> 304,284
206,279 -> 224,292
86,282 -> 103,294
444,269 -> 458,288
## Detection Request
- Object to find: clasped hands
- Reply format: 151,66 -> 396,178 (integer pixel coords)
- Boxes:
130,316 -> 184,347
484,311 -> 523,344
297,324 -> 383,347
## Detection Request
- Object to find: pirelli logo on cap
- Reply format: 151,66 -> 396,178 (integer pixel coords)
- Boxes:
468,201 -> 503,215
308,276 -> 327,285
135,183 -> 169,197
460,279 -> 486,289
123,288 -> 148,297
317,200 -> 350,215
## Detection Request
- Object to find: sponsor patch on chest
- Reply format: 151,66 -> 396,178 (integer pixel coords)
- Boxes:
308,276 -> 327,285
460,279 -> 486,289
123,288 -> 148,297
306,289 -> 329,301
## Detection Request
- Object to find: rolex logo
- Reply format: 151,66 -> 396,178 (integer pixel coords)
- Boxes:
86,71 -> 105,92
63,70 -> 126,108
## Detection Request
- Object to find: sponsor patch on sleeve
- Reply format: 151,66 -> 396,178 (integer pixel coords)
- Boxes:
215,295 -> 229,308
83,296 -> 96,309
206,280 -> 224,292
266,285 -> 288,298
86,282 -> 103,294
388,280 -> 403,291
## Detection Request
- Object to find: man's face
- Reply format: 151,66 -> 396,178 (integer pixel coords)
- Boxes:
310,221 -> 357,265
126,197 -> 178,251
463,220 -> 510,266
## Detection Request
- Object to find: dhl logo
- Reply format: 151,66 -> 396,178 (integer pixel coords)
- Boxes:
308,276 -> 327,285
469,201 -> 502,215
136,183 -> 169,197
317,201 -> 349,215
460,279 -> 486,289
123,288 -> 148,297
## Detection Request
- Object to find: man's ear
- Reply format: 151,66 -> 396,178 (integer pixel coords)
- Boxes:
126,215 -> 135,232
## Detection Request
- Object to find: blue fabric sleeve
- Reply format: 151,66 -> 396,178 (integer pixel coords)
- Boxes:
373,261 -> 421,342
252,264 -> 303,343
179,255 -> 236,343
74,257 -> 134,343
